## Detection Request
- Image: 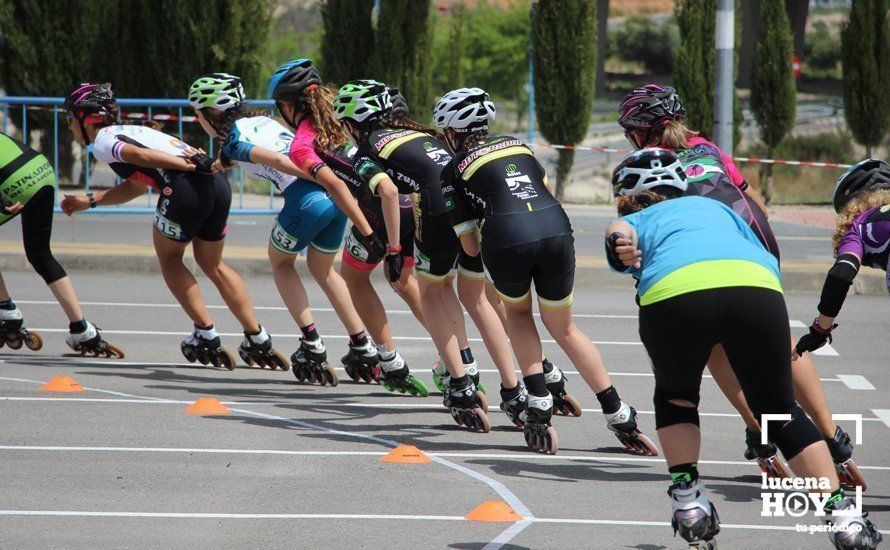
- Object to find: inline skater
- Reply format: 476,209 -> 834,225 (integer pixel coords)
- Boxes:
0,131 -> 122,357
608,148 -> 881,549
60,82 -> 281,371
333,80 -> 521,433
617,84 -> 858,484
268,60 -> 426,393
189,72 -> 381,385
436,87 -> 656,455
792,159 -> 890,489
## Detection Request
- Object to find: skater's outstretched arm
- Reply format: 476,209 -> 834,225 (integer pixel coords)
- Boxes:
117,145 -> 200,172
61,180 -> 148,215
245,145 -> 312,181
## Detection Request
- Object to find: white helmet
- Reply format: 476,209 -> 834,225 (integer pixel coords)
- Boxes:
433,87 -> 496,133
611,148 -> 688,197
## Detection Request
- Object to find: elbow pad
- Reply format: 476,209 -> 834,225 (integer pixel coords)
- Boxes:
818,254 -> 860,317
605,232 -> 629,272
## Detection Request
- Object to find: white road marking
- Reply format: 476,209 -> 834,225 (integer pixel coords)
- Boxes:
789,320 -> 839,355
872,409 -> 890,429
836,374 -> 875,390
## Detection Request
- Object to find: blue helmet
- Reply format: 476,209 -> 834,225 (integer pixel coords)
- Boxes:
267,58 -> 321,100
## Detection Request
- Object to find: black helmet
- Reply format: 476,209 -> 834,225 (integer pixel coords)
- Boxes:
612,148 -> 688,197
387,86 -> 409,119
618,84 -> 685,130
833,159 -> 890,213
267,58 -> 322,100
63,82 -> 118,121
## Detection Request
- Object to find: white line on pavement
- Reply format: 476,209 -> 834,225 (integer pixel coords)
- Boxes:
836,375 -> 876,390
872,409 -> 890,429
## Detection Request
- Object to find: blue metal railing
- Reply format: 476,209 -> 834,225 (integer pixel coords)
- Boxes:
0,96 -> 279,214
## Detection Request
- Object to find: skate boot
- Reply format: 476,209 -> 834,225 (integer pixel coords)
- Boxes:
180,326 -> 233,369
291,337 -> 338,386
433,358 -> 486,394
0,307 -> 43,351
499,384 -> 528,428
238,326 -> 289,371
67,320 -> 124,359
523,393 -> 558,454
543,359 -> 582,417
605,402 -> 659,456
827,497 -> 882,550
464,360 -> 486,394
668,479 -> 720,549
826,426 -> 867,491
443,375 -> 490,432
378,351 -> 429,396
744,428 -> 790,480
342,339 -> 380,383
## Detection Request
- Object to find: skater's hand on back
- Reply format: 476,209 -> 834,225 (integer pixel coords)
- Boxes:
0,199 -> 23,215
384,246 -> 405,292
61,194 -> 90,216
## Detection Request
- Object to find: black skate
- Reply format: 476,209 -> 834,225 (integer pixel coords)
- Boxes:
67,321 -> 124,359
828,497 -> 882,549
444,376 -> 490,432
543,359 -> 582,417
523,393 -> 558,454
378,352 -> 429,397
744,427 -> 790,479
342,340 -> 380,383
291,338 -> 338,386
181,328 -> 234,369
605,402 -> 659,455
499,384 -> 528,428
239,326 -> 289,371
669,480 -> 720,549
826,426 -> 867,491
0,309 -> 43,351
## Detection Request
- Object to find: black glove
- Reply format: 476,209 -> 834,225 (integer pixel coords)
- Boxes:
384,251 -> 404,283
794,318 -> 837,357
190,153 -> 216,175
356,231 -> 386,259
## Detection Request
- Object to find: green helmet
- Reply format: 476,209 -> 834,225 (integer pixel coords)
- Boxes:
188,73 -> 245,112
333,80 -> 391,123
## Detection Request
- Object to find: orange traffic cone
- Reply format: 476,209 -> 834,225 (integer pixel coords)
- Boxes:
185,397 -> 230,415
40,375 -> 84,393
465,501 -> 523,522
380,445 -> 432,464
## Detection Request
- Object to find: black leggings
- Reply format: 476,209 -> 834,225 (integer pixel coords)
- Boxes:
19,186 -> 66,284
639,286 -> 822,460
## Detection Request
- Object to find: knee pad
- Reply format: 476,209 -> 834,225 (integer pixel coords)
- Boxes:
25,250 -> 66,284
762,402 -> 823,461
654,386 -> 701,429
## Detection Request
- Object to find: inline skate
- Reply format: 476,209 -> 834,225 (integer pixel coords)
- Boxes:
826,426 -> 867,491
443,375 -> 490,432
238,326 -> 289,371
181,326 -> 234,369
499,384 -> 528,428
66,320 -> 124,358
668,479 -> 720,549
0,307 -> 42,351
523,393 -> 558,454
744,428 -> 790,479
433,358 -> 486,394
543,359 -> 582,417
378,351 -> 428,397
291,337 -> 338,386
827,497 -> 882,549
605,402 -> 659,455
342,339 -> 380,383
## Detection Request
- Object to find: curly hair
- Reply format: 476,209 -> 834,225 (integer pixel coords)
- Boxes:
616,187 -> 683,216
832,189 -> 890,255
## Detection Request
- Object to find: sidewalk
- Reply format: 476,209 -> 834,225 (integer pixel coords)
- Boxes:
768,205 -> 838,229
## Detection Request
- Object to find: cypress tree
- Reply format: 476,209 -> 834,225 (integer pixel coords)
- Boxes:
842,0 -> 890,158
531,0 -> 597,201
374,0 -> 433,121
750,0 -> 795,204
447,4 -> 469,88
319,0 -> 375,86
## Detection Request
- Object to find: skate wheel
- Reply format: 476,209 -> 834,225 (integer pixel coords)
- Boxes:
360,369 -> 374,384
470,407 -> 491,433
239,349 -> 254,366
544,426 -> 558,454
323,363 -> 339,387
630,432 -> 659,456
838,460 -> 867,491
24,333 -> 43,351
104,343 -> 124,359
271,350 -> 290,371
557,394 -> 582,417
219,349 -> 237,371
0,338 -> 5,348
6,337 -> 22,350
476,390 -> 489,413
409,378 -> 429,398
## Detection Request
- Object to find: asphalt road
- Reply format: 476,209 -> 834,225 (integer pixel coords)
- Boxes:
0,271 -> 886,549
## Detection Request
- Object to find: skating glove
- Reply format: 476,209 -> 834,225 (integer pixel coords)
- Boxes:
385,247 -> 404,283
357,231 -> 386,259
190,153 -> 216,175
793,318 -> 837,356
0,194 -> 14,215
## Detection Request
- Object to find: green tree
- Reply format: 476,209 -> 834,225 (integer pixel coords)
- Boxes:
532,0 -> 597,200
842,0 -> 890,158
319,0 -> 374,86
750,0 -> 796,204
446,4 -> 469,87
374,0 -> 434,121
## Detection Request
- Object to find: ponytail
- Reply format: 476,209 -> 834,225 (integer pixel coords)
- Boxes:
653,120 -> 698,149
303,84 -> 349,151
378,114 -> 447,144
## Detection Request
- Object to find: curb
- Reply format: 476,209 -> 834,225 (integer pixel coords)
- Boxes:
2,251 -> 885,296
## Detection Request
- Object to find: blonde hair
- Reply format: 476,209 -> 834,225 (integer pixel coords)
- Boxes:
651,120 -> 699,149
304,84 -> 349,151
832,189 -> 890,255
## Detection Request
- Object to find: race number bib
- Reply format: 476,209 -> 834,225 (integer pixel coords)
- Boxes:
154,213 -> 183,240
